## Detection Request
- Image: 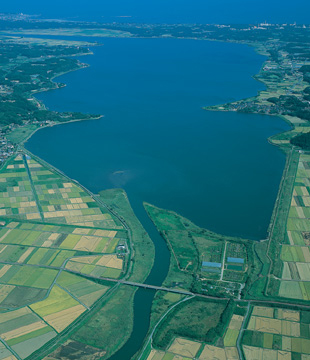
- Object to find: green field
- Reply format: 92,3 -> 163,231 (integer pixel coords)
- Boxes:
7,124 -> 39,144
268,153 -> 310,301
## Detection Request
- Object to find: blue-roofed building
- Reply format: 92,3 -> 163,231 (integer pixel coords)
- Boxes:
202,261 -> 222,268
227,257 -> 244,264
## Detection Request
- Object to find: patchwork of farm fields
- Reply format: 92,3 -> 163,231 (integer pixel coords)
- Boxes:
274,153 -> 310,300
242,306 -> 310,360
144,305 -> 245,360
145,303 -> 310,360
0,153 -> 129,359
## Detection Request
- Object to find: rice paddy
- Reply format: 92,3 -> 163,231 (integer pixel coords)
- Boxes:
199,345 -> 239,360
167,337 -> 201,358
0,152 -> 128,359
274,154 -> 310,300
65,254 -> 123,279
145,337 -> 202,360
242,306 -> 310,359
223,314 -> 244,347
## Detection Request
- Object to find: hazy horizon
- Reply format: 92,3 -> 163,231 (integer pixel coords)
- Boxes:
1,0 -> 310,24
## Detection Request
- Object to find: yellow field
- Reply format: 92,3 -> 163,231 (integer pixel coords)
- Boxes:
297,262 -> 310,280
72,228 -> 91,235
277,352 -> 292,360
302,247 -> 310,262
43,304 -> 86,332
1,321 -> 46,341
65,261 -> 84,272
70,254 -> 123,269
281,320 -> 300,337
26,213 -> 41,220
243,346 -> 291,360
17,247 -> 34,263
282,337 -> 291,352
70,255 -> 95,264
146,349 -> 165,360
199,345 -> 240,360
225,347 -> 239,359
48,233 -> 60,240
243,345 -> 264,360
254,316 -> 282,334
30,286 -> 81,316
96,254 -> 123,269
73,235 -> 102,252
287,231 -> 295,245
229,315 -> 244,330
247,317 -> 256,331
248,314 -> 300,337
199,345 -> 226,360
252,306 -> 274,318
0,306 -> 31,323
0,265 -> 12,277
168,337 -> 201,357
0,229 -> 12,241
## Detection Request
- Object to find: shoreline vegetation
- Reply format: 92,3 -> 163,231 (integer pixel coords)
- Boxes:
0,18 -> 309,360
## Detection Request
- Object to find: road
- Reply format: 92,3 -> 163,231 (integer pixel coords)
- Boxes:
2,258 -> 310,309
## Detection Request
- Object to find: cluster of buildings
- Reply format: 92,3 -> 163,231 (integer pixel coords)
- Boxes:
0,131 -> 15,163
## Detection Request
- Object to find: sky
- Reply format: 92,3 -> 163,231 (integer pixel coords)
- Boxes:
1,0 -> 309,24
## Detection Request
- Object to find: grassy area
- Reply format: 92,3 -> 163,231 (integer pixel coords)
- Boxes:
99,189 -> 155,283
72,285 -> 136,359
152,297 -> 229,350
148,291 -> 185,336
6,124 -> 39,144
244,240 -> 270,300
43,339 -> 106,360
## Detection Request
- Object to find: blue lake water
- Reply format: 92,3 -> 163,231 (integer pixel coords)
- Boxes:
27,37 -> 289,240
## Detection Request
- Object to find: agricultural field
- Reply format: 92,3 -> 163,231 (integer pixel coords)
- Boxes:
242,305 -> 310,359
65,254 -> 124,279
273,153 -> 310,300
0,306 -> 57,359
0,154 -> 40,220
146,337 -> 202,360
27,157 -> 121,228
0,152 -> 129,359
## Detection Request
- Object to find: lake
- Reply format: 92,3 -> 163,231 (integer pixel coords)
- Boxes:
27,37 -> 289,240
